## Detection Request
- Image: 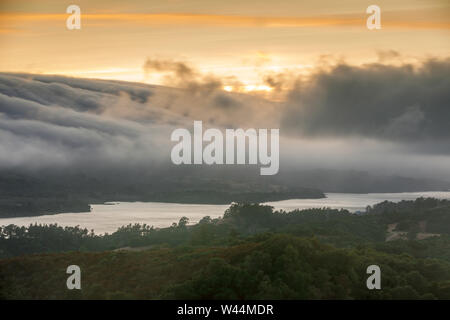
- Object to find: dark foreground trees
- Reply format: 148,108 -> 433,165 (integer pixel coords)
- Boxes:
1,198 -> 450,299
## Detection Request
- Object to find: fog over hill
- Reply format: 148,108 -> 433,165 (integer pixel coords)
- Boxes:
0,60 -> 449,215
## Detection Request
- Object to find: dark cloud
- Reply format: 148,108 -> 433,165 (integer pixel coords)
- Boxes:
281,58 -> 450,149
143,57 -> 222,95
376,50 -> 402,63
143,58 -> 196,80
212,94 -> 241,109
142,58 -> 278,126
263,73 -> 285,91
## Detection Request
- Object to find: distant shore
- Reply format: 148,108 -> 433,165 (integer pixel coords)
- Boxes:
0,189 -> 325,218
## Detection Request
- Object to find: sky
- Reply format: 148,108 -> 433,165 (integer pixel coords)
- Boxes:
0,0 -> 449,183
0,0 -> 449,91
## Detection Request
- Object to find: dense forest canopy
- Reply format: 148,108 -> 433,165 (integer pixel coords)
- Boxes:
1,197 -> 449,299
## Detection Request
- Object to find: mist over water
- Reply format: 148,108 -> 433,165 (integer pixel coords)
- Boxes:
1,192 -> 449,234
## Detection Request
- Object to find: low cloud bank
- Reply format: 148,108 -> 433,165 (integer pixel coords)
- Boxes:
281,58 -> 450,154
0,56 -> 449,181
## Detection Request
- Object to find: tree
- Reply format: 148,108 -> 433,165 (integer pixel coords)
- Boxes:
178,216 -> 189,229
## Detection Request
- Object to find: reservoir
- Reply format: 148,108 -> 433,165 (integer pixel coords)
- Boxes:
1,191 -> 449,234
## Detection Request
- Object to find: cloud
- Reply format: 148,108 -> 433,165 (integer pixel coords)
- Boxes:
0,74 -> 179,170
376,50 -> 402,63
0,73 -> 153,109
281,58 -> 450,153
1,55 -> 450,182
213,94 -> 242,110
141,58 -> 277,126
143,59 -> 196,80
0,72 -> 278,171
143,57 -> 223,95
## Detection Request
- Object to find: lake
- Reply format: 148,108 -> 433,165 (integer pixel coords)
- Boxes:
1,191 -> 449,234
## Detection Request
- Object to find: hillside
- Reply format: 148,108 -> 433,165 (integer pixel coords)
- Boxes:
1,198 -> 450,299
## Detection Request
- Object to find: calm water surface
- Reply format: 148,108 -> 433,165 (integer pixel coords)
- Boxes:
1,192 -> 449,234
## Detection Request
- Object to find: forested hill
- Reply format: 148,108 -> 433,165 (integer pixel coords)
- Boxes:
0,170 -> 324,218
1,198 -> 450,299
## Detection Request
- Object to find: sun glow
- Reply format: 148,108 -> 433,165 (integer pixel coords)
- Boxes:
243,84 -> 273,92
223,84 -> 273,93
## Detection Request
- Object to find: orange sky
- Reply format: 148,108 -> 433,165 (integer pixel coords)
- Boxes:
0,0 -> 449,91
